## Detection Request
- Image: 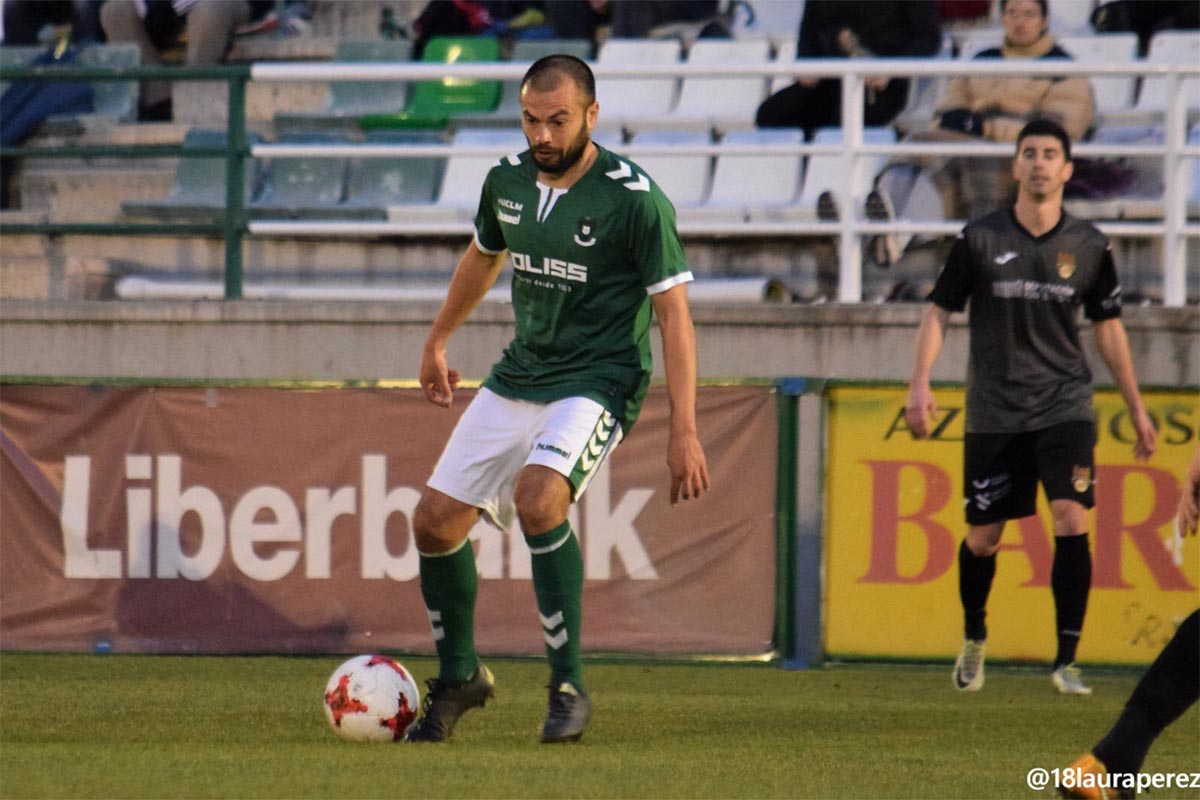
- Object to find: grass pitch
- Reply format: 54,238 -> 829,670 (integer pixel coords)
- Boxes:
1,653 -> 1197,799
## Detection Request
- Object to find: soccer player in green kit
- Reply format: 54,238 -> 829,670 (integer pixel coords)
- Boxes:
405,55 -> 710,744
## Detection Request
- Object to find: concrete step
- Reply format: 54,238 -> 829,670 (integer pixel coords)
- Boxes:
0,253 -> 111,300
18,163 -> 176,222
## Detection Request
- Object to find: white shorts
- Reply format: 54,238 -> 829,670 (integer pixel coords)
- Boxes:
427,387 -> 624,530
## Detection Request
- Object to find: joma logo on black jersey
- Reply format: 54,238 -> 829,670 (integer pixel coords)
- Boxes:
511,252 -> 588,283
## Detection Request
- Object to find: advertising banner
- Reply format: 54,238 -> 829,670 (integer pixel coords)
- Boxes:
1,384 -> 777,656
825,385 -> 1198,665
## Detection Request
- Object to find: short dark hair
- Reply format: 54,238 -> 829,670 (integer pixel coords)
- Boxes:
1000,0 -> 1048,17
1016,118 -> 1072,161
520,54 -> 596,107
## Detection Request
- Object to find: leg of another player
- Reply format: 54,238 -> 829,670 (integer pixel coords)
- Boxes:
413,489 -> 483,684
1060,611 -> 1200,797
1050,499 -> 1093,694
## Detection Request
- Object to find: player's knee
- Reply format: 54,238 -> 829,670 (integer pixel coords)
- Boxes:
1050,501 -> 1089,537
514,488 -> 565,537
965,530 -> 1000,557
412,496 -> 459,554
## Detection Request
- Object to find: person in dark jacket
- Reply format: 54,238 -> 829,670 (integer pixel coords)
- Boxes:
755,0 -> 941,137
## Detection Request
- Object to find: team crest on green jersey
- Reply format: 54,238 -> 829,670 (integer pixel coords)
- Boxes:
574,217 -> 597,247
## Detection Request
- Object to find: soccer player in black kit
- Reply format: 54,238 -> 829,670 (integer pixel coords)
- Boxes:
904,119 -> 1157,695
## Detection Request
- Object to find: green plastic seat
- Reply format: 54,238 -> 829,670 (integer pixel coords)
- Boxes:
360,36 -> 501,131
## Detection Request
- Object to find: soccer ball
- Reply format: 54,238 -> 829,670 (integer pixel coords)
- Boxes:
323,655 -> 421,742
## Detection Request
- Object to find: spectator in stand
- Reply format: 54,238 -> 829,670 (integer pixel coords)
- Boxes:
99,0 -> 310,121
868,0 -> 1096,266
755,0 -> 942,139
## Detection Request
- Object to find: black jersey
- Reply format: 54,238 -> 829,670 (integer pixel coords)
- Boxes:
929,207 -> 1122,433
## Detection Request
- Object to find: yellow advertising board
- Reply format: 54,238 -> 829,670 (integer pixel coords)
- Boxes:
825,385 -> 1198,665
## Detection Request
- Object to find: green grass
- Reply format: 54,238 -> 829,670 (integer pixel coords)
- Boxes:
1,654 -> 1197,799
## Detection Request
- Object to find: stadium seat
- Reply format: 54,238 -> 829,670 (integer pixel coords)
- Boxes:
1072,125 -> 1162,220
249,134 -> 348,220
37,43 -> 141,133
0,45 -> 43,95
454,38 -> 593,128
1058,34 -> 1139,117
731,1 -> 804,46
592,38 -> 682,132
341,130 -> 445,219
892,33 -> 955,135
273,40 -> 414,134
361,36 -> 502,132
1049,0 -> 1096,37
954,27 -> 1004,59
639,39 -> 772,134
699,128 -> 804,224
784,126 -> 896,222
768,38 -> 796,96
626,130 -> 712,216
78,43 -> 140,121
1128,31 -> 1200,121
388,126 -> 526,223
121,128 -> 261,223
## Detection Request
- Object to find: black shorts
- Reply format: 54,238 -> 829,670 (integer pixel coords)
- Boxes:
962,420 -> 1096,526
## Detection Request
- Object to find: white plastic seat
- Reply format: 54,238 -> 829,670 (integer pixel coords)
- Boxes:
659,39 -> 772,133
1132,31 -> 1200,118
1057,33 -> 1139,116
593,39 -> 682,131
625,130 -> 712,216
1049,0 -> 1097,37
769,37 -> 796,95
692,128 -> 803,223
775,126 -> 896,222
388,127 -> 527,223
893,33 -> 955,135
955,28 -> 1004,60
732,0 -> 805,45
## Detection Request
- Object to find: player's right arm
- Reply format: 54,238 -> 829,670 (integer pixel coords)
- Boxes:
420,240 -> 507,407
905,304 -> 951,438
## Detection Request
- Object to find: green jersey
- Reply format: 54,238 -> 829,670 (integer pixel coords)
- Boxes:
474,143 -> 692,429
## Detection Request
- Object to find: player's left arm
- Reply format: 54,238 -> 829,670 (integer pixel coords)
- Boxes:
650,284 -> 710,506
1092,317 -> 1157,460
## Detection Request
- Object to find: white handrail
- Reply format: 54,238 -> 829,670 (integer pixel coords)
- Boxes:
247,56 -> 1200,306
251,59 -> 1198,81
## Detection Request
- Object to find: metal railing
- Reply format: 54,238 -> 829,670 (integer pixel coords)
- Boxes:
1,57 -> 1197,303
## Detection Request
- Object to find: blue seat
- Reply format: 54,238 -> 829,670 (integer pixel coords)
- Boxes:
274,40 -> 414,134
338,131 -> 446,219
121,128 -> 261,223
250,134 -> 348,219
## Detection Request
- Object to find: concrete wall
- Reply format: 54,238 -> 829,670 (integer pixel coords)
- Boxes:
2,301 -> 1196,388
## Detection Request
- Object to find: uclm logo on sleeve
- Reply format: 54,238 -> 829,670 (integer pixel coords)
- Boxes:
58,454 -> 658,583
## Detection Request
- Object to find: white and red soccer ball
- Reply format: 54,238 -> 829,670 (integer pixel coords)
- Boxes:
323,655 -> 420,742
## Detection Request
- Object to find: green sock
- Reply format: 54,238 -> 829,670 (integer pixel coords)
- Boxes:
417,538 -> 478,684
527,520 -> 585,691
